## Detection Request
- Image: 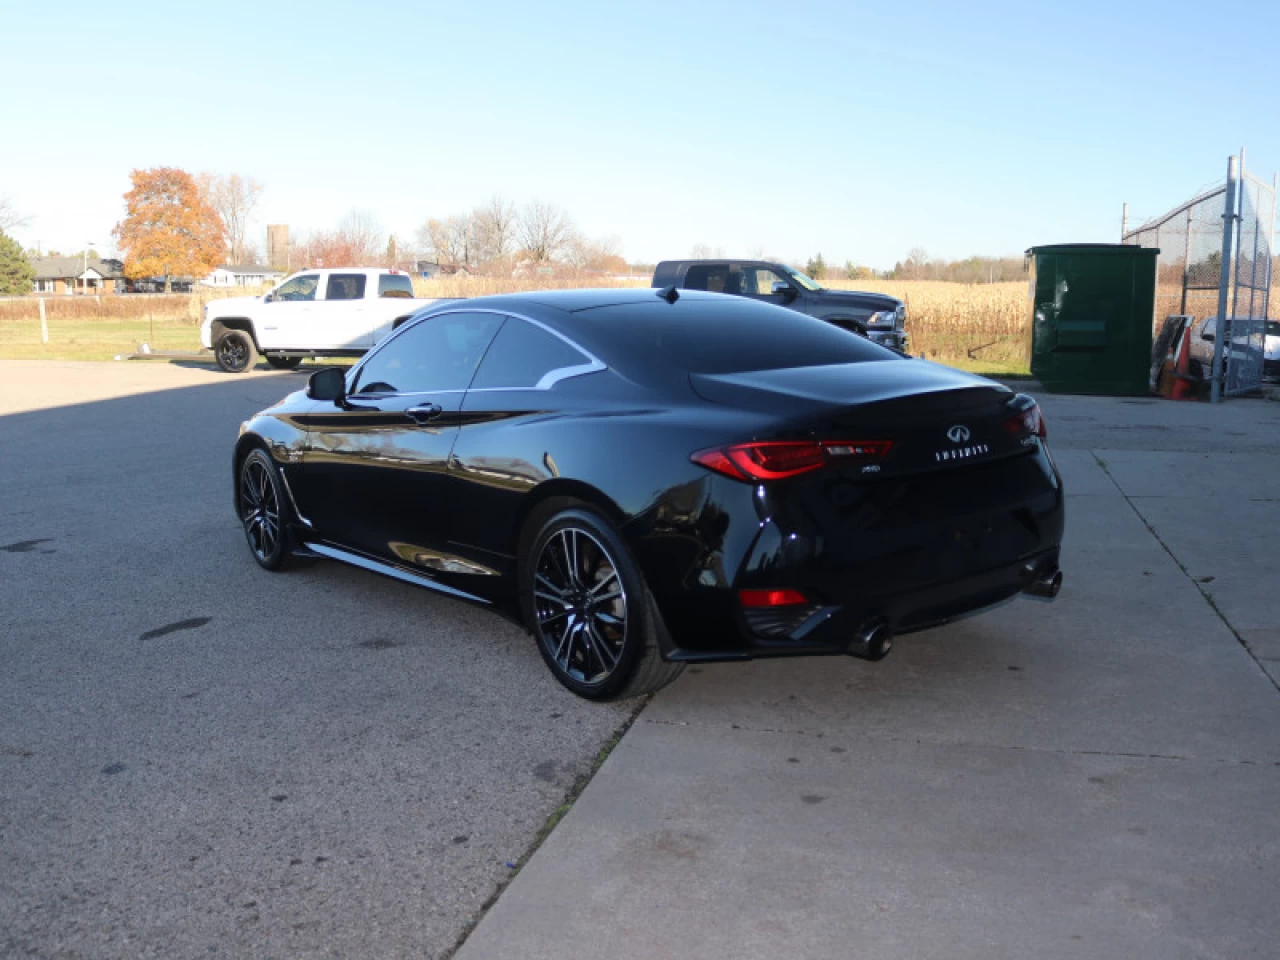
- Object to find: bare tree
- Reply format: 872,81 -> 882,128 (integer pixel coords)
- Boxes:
518,200 -> 575,262
690,242 -> 725,259
472,195 -> 518,263
566,233 -> 625,272
0,194 -> 29,234
417,215 -> 471,266
198,174 -> 264,264
336,209 -> 384,265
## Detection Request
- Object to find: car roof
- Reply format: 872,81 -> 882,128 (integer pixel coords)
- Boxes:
435,287 -> 726,314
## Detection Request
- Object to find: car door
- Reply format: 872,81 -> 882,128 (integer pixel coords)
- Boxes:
259,272 -> 320,349
294,310 -> 505,564
318,272 -> 377,349
442,314 -> 605,591
738,264 -> 803,311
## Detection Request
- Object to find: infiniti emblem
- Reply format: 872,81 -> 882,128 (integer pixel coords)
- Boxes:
947,425 -> 971,444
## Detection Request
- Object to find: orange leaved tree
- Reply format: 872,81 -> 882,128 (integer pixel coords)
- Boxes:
113,167 -> 226,292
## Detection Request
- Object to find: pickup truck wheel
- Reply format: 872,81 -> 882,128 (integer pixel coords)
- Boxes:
266,355 -> 303,370
215,330 -> 258,373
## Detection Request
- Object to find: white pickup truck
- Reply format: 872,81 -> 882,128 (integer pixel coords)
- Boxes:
201,268 -> 439,372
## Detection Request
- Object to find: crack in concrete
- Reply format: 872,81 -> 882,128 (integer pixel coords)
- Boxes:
642,717 -> 1278,766
1092,451 -> 1280,695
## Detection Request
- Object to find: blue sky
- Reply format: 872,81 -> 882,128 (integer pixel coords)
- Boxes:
3,0 -> 1277,269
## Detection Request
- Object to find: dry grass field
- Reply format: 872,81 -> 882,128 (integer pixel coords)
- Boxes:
0,277 -> 1033,374
826,278 -> 1030,374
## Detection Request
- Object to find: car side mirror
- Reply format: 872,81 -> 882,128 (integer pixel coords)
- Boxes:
771,281 -> 797,299
263,292 -> 275,303
307,367 -> 347,404
1201,331 -> 1215,342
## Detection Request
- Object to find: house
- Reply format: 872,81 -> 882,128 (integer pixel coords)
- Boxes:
29,256 -> 126,295
416,261 -> 471,279
201,264 -> 286,288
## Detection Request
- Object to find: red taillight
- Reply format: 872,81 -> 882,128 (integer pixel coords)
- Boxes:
691,440 -> 893,482
739,588 -> 810,607
1003,403 -> 1046,439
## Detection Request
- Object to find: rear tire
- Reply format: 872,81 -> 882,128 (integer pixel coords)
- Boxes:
522,505 -> 683,701
266,355 -> 303,370
215,330 -> 258,373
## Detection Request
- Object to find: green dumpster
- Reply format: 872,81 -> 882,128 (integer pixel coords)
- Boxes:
1025,243 -> 1158,395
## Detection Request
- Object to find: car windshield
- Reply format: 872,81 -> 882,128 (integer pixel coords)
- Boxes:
780,266 -> 823,292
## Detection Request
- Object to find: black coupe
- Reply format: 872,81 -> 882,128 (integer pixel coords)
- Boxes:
234,288 -> 1064,700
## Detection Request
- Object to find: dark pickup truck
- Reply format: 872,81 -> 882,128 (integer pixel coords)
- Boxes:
651,259 -> 908,351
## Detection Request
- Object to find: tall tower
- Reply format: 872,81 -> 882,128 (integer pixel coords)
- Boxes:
267,225 -> 290,270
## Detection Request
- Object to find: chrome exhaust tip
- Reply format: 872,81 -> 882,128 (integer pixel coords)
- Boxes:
1023,568 -> 1063,600
849,619 -> 893,661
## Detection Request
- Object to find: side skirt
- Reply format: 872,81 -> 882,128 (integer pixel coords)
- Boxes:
302,542 -> 491,605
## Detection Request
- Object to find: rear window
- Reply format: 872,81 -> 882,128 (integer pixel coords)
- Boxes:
326,274 -> 366,300
585,299 -> 895,374
1268,320 -> 1280,337
379,274 -> 415,298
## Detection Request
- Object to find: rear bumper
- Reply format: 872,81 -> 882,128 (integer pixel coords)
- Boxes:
662,548 -> 1060,662
644,445 -> 1065,662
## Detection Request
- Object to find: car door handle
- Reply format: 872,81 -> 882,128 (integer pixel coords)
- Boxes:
406,403 -> 443,424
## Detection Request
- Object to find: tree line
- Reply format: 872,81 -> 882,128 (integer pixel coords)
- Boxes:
802,248 -> 1030,284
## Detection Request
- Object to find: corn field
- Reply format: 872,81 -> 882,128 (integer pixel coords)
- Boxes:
0,278 -> 1034,372
825,278 -> 1030,371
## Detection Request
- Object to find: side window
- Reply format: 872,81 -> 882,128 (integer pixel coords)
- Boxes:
353,311 -> 504,395
326,274 -> 367,301
378,274 -> 415,298
470,317 -> 594,390
275,274 -> 319,301
742,266 -> 789,295
683,263 -> 731,293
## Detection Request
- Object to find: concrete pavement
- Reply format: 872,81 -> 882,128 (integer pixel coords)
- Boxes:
457,388 -> 1280,959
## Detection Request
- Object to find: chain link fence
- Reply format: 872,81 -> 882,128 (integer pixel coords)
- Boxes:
1122,152 -> 1276,399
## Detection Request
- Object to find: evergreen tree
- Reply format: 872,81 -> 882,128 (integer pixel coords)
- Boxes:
0,231 -> 35,296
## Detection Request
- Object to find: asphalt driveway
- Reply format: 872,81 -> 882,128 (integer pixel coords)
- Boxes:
0,361 -> 632,959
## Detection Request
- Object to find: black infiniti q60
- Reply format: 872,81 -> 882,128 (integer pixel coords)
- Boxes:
234,288 -> 1064,700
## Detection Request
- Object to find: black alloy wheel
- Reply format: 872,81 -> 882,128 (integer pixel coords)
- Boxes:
524,506 -> 683,700
238,449 -> 294,570
216,330 -> 258,373
266,355 -> 304,370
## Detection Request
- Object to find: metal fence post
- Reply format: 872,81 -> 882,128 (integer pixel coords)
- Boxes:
1180,205 -> 1193,315
1267,173 -> 1278,322
1211,155 -> 1240,403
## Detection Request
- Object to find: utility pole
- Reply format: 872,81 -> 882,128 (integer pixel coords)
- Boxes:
1121,203 -> 1129,241
83,242 -> 95,295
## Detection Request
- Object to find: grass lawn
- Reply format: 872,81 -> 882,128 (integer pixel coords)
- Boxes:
937,355 -> 1033,378
0,319 -> 204,362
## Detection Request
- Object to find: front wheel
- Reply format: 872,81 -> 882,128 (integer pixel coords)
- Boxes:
266,355 -> 303,370
215,330 -> 258,373
237,449 -> 296,570
522,506 -> 683,701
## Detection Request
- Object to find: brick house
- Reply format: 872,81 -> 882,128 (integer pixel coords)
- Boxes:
29,256 -> 126,295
